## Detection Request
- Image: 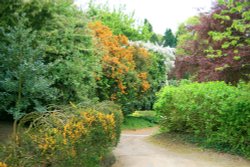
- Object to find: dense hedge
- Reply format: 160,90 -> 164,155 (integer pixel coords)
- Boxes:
0,0 -> 170,118
154,82 -> 250,157
0,102 -> 123,167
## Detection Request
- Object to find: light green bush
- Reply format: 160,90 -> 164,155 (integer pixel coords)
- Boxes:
154,81 -> 250,157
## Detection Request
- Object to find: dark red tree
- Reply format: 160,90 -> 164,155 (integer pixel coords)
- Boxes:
173,0 -> 250,84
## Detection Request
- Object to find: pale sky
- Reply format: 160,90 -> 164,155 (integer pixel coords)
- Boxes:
75,0 -> 214,35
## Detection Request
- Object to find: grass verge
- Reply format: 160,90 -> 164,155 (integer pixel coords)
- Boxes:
122,110 -> 158,130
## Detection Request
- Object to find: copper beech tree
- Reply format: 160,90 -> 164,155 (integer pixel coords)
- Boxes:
172,0 -> 250,83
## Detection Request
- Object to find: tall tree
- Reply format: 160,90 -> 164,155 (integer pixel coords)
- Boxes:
172,0 -> 250,83
175,16 -> 200,55
163,28 -> 177,47
144,19 -> 153,32
0,18 -> 57,120
143,19 -> 162,45
0,0 -> 102,119
87,2 -> 153,41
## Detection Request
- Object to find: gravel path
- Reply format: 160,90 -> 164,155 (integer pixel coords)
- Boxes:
112,127 -> 250,167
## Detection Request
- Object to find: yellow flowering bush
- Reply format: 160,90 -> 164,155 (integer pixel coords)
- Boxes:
0,162 -> 7,167
0,102 -> 123,167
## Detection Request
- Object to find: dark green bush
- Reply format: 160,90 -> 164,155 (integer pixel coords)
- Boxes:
0,18 -> 58,120
0,0 -> 102,119
154,81 -> 250,157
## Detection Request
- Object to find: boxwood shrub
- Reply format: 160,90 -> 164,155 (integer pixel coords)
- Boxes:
154,81 -> 250,158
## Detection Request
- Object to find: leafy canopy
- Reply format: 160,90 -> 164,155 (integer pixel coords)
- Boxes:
172,0 -> 250,83
0,18 -> 57,120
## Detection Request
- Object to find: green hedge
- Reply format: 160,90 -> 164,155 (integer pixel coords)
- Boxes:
154,82 -> 250,157
0,102 -> 123,167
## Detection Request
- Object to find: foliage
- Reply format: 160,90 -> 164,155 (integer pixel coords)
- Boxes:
129,41 -> 175,74
0,18 -> 57,120
0,0 -> 102,119
150,33 -> 163,45
175,16 -> 200,55
76,100 -> 123,143
36,0 -> 101,103
0,103 -> 123,167
0,0 -> 169,117
0,0 -> 170,118
130,110 -> 159,124
173,0 -> 250,83
129,41 -> 176,109
122,110 -> 158,130
89,21 -> 165,114
154,82 -> 250,158
143,19 -> 163,45
86,2 -> 153,41
162,28 -> 177,47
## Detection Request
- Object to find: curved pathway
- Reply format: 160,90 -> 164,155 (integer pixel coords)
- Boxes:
112,127 -> 250,167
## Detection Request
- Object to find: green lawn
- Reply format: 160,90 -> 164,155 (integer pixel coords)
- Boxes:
122,111 -> 159,130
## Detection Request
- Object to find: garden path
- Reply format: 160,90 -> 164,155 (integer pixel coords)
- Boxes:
112,127 -> 250,167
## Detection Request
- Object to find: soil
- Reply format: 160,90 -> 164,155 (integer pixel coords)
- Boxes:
0,121 -> 13,143
112,127 -> 250,167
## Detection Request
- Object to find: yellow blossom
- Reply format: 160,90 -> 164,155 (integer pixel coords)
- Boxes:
0,162 -> 7,167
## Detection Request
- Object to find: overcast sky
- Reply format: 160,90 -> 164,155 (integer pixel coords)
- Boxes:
75,0 -> 215,35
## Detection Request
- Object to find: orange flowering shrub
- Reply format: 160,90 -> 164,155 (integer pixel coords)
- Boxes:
0,104 -> 122,167
89,22 -> 152,113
